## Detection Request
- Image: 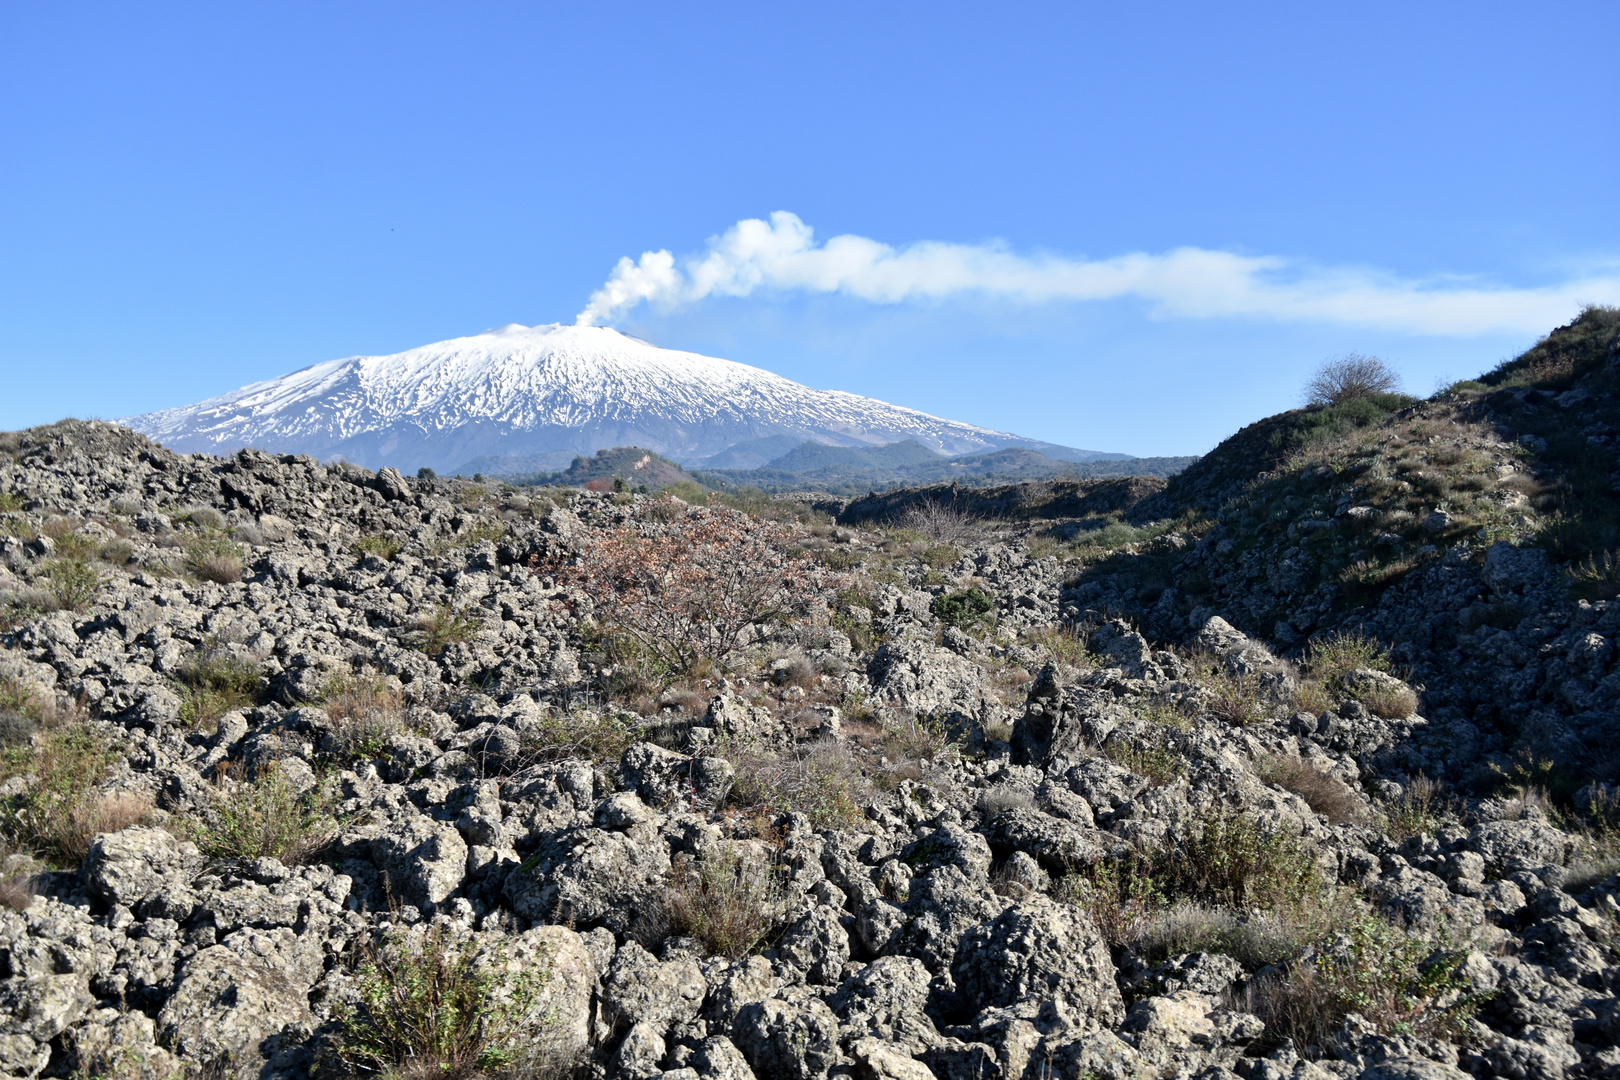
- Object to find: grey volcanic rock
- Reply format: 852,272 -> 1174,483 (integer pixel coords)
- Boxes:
0,414 -> 1618,1080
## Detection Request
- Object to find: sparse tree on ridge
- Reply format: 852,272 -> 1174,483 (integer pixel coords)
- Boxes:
1303,353 -> 1403,407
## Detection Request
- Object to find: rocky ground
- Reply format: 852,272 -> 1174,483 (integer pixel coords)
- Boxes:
1,310 -> 1619,1080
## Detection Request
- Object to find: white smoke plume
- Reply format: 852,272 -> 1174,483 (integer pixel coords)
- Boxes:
576,211 -> 1619,336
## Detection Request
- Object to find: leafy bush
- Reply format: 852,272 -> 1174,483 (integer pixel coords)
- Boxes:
546,507 -> 814,673
931,587 -> 994,630
1243,909 -> 1480,1054
186,763 -> 334,867
664,843 -> 787,959
1258,755 -> 1368,825
414,605 -> 482,654
336,923 -> 562,1080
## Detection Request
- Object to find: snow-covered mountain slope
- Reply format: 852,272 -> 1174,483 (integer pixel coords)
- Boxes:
122,323 -> 1106,472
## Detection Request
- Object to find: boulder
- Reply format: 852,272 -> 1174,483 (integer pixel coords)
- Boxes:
952,897 -> 1122,1024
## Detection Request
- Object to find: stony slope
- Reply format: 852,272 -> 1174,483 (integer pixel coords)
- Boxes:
1,400 -> 1619,1079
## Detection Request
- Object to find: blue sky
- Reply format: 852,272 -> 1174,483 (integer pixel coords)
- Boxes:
2,2 -> 1617,456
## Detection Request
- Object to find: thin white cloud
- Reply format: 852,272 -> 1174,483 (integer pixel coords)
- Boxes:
575,211 -> 1620,336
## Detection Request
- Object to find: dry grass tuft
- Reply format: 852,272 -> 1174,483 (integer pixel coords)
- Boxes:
1258,755 -> 1368,825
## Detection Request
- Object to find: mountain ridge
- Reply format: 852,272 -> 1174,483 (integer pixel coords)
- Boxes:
120,323 -> 1128,474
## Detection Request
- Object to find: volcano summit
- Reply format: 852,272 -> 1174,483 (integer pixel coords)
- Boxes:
122,323 -> 1117,474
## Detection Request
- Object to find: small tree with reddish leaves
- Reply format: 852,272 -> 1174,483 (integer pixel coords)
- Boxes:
545,505 -> 815,674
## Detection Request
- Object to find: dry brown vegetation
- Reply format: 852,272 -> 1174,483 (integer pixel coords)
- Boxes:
1258,754 -> 1368,825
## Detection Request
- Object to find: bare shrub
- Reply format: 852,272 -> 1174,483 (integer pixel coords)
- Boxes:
664,842 -> 788,959
1258,755 -> 1368,825
899,499 -> 980,545
1304,354 -> 1403,407
979,786 -> 1036,820
545,506 -> 814,674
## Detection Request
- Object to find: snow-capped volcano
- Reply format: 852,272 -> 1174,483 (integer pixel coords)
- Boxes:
122,323 -> 1067,473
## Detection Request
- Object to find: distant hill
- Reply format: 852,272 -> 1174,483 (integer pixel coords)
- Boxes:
694,440 -> 1198,495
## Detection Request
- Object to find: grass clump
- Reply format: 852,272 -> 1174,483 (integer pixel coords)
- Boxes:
1379,774 -> 1460,841
355,533 -> 404,561
1,716 -> 151,868
664,843 -> 787,959
175,645 -> 263,729
0,492 -> 24,513
186,763 -> 334,867
724,738 -> 868,830
1568,550 -> 1620,601
1258,755 -> 1368,825
1101,729 -> 1185,786
335,922 -> 564,1080
1022,624 -> 1097,668
414,605 -> 482,655
515,708 -> 640,767
184,531 -> 246,584
321,672 -> 407,761
1205,670 -> 1268,726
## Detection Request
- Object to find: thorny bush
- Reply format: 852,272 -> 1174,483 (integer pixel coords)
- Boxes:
543,505 -> 817,674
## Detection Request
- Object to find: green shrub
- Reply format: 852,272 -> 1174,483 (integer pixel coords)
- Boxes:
664,843 -> 787,959
1244,908 -> 1482,1053
184,532 -> 246,583
0,492 -> 23,513
44,558 -> 101,611
1175,810 -> 1319,910
174,647 -> 262,729
186,763 -> 333,867
335,923 -> 562,1079
931,587 -> 994,629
